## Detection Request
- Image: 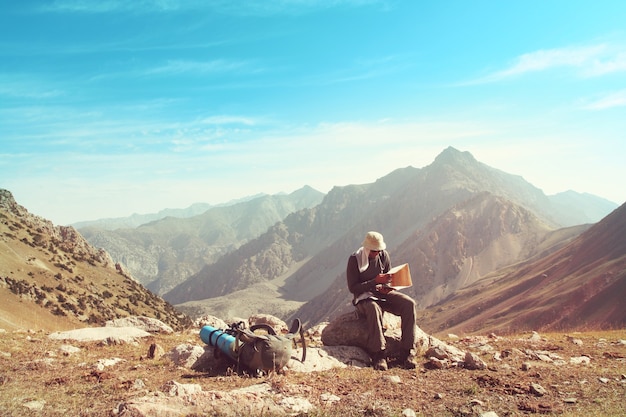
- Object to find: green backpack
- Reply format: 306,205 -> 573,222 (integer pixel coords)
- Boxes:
222,319 -> 306,374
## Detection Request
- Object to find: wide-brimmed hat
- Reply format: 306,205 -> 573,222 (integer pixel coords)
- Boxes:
362,231 -> 386,251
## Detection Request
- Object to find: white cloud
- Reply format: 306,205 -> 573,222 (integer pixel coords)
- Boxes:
41,0 -> 387,15
582,89 -> 626,110
469,43 -> 626,84
146,59 -> 250,75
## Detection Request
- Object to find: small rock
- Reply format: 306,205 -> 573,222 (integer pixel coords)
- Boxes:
402,408 -> 417,417
23,400 -> 46,411
162,380 -> 203,397
598,377 -> 610,384
480,412 -> 499,417
521,362 -> 531,371
95,357 -> 124,371
320,393 -> 341,404
529,382 -> 547,396
59,344 -> 81,356
567,336 -> 583,346
384,375 -> 402,384
570,356 -> 591,365
133,379 -> 146,390
529,331 -> 542,342
147,343 -> 165,359
563,397 -> 577,404
434,393 -> 444,399
464,352 -> 487,370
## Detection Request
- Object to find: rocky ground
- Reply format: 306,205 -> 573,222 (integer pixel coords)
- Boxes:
0,321 -> 625,417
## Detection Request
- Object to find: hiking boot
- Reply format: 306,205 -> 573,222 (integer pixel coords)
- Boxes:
371,350 -> 388,371
398,349 -> 417,370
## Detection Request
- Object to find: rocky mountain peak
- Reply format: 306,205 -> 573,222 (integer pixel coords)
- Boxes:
432,146 -> 478,167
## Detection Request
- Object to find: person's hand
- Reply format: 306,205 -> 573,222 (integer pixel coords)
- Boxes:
375,273 -> 392,284
376,285 -> 394,294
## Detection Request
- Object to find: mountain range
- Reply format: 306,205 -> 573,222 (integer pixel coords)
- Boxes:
0,189 -> 189,332
1,146 -> 622,335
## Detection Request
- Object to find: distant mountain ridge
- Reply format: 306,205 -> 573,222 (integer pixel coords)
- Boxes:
164,147 -> 618,325
71,193 -> 271,230
78,186 -> 324,295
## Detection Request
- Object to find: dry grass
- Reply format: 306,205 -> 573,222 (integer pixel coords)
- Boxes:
0,329 -> 625,416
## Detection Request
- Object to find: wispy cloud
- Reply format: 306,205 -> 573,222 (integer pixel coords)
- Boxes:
581,89 -> 626,110
467,44 -> 626,84
40,0 -> 389,15
145,59 -> 252,76
0,75 -> 65,99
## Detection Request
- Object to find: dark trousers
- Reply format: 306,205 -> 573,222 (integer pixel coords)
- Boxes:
355,291 -> 417,354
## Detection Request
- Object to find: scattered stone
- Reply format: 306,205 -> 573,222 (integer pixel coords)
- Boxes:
570,356 -> 591,365
320,392 -> 341,404
469,398 -> 485,406
598,377 -> 610,384
117,382 -> 314,416
167,344 -> 206,369
529,382 -> 547,397
425,357 -> 447,369
384,375 -> 402,384
447,333 -> 459,340
147,343 -> 165,360
162,380 -> 203,397
23,400 -> 46,411
95,357 -> 124,371
521,362 -> 532,371
402,408 -> 417,417
248,313 -> 288,333
106,316 -> 174,334
480,412 -> 499,417
59,344 -> 80,356
528,331 -> 542,342
194,315 -> 228,330
567,336 -> 583,346
563,397 -> 577,404
464,352 -> 487,370
133,379 -> 146,390
49,327 -> 151,344
434,393 -> 444,400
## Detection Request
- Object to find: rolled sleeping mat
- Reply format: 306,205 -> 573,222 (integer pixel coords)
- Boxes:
199,325 -> 237,360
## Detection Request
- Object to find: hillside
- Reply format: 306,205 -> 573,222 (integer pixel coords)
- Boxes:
417,202 -> 626,335
293,193 -> 590,328
0,190 -> 190,332
166,147 -> 612,323
78,186 -> 324,295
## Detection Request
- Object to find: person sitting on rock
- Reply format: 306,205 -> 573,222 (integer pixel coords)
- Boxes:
346,231 -> 417,370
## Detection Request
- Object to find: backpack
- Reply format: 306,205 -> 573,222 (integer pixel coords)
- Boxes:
200,318 -> 306,374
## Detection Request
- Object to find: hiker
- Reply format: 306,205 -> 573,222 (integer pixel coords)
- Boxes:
346,231 -> 417,370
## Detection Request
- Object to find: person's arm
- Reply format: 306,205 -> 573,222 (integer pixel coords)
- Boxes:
346,256 -> 378,296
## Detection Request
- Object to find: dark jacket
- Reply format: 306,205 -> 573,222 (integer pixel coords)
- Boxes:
346,249 -> 391,300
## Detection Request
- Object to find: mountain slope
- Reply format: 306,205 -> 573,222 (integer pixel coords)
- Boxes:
78,186 -> 324,295
165,147 -> 611,322
417,202 -> 626,335
292,193 -> 587,327
0,190 -> 190,332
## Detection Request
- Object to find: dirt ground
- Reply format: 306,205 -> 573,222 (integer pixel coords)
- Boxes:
0,328 -> 625,416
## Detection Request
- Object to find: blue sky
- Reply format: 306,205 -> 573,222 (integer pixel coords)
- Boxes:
1,0 -> 625,225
